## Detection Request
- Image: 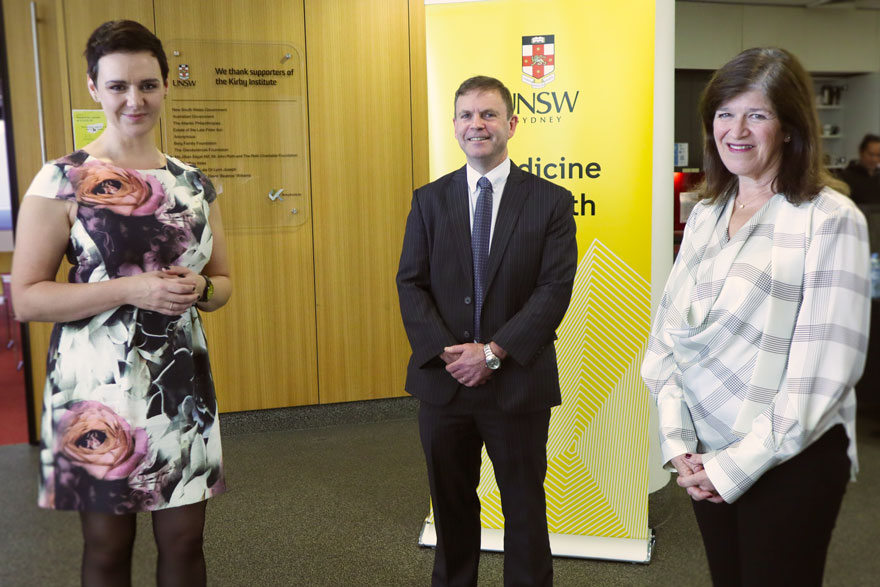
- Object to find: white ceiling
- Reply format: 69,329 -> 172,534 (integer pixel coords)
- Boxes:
681,0 -> 880,9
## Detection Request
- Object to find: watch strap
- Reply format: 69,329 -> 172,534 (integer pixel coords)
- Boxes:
199,274 -> 214,302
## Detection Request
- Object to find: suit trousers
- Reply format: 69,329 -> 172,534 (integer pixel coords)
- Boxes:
418,386 -> 553,587
690,424 -> 850,587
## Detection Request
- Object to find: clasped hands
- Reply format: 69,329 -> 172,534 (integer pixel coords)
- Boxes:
441,342 -> 494,388
133,266 -> 202,316
670,453 -> 725,503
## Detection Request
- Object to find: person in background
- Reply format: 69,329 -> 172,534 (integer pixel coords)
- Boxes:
642,47 -> 869,586
839,133 -> 880,204
397,75 -> 577,586
11,20 -> 231,586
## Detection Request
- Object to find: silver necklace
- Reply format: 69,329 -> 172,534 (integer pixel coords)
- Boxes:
735,193 -> 764,209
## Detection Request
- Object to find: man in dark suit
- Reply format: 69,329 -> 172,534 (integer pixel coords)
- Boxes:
397,76 -> 577,587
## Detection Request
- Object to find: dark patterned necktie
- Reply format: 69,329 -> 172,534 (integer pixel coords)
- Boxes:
472,176 -> 493,342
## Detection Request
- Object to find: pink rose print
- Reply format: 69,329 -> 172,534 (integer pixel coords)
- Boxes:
55,401 -> 148,480
70,161 -> 165,216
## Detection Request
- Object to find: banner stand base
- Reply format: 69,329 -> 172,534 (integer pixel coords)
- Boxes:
419,522 -> 655,564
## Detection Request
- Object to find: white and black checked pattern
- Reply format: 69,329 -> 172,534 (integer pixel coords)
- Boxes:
642,188 -> 869,503
472,176 -> 492,342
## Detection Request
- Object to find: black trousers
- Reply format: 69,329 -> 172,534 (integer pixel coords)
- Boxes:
418,387 -> 553,587
691,424 -> 850,587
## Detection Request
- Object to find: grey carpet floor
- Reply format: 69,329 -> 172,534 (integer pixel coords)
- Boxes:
1,407 -> 878,586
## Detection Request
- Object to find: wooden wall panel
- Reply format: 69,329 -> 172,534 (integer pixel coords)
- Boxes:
155,0 -> 319,411
409,0 -> 429,189
305,0 -> 415,403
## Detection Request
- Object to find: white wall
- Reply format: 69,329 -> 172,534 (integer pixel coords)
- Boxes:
676,2 -> 880,72
676,2 -> 743,69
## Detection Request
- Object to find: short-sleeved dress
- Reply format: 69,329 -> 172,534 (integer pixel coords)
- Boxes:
26,150 -> 226,513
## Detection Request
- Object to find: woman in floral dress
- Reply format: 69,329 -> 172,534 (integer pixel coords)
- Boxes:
11,20 -> 231,586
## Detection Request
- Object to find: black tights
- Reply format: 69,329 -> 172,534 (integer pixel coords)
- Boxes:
79,501 -> 207,587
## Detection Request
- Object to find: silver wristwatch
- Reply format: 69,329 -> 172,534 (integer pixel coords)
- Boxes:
483,343 -> 501,370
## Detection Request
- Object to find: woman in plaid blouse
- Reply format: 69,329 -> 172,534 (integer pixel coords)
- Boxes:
643,47 -> 869,586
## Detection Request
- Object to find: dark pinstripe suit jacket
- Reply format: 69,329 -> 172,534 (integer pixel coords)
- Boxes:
396,161 -> 577,413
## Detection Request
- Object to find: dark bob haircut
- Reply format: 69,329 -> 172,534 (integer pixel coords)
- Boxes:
454,76 -> 514,120
698,47 -> 845,204
85,20 -> 169,83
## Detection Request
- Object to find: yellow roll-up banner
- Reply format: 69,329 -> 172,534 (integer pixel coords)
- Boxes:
421,0 -> 669,562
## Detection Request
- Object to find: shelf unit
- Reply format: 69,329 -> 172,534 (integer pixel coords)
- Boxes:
815,79 -> 848,169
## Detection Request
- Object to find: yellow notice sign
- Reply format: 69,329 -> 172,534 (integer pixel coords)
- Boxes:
72,110 -> 107,150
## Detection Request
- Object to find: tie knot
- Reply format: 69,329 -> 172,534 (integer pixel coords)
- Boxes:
477,177 -> 492,192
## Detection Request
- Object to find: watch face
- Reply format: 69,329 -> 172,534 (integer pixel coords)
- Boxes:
484,344 -> 500,369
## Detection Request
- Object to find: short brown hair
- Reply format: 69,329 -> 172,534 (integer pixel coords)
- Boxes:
698,47 -> 844,204
454,76 -> 514,120
85,20 -> 169,83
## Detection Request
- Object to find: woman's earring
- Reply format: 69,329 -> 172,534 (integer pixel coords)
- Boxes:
784,135 -> 791,143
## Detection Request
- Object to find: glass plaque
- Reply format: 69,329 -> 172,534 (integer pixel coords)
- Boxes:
163,40 -> 308,231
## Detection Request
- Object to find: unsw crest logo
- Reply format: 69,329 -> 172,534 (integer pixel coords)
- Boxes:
522,35 -> 555,89
514,34 -> 579,124
173,64 -> 196,87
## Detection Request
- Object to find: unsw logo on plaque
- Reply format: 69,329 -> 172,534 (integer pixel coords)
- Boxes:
173,64 -> 196,88
522,35 -> 555,89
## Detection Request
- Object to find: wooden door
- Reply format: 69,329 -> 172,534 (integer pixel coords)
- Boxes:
305,0 -> 417,403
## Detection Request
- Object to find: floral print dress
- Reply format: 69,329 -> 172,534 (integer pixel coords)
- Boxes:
26,150 -> 226,513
